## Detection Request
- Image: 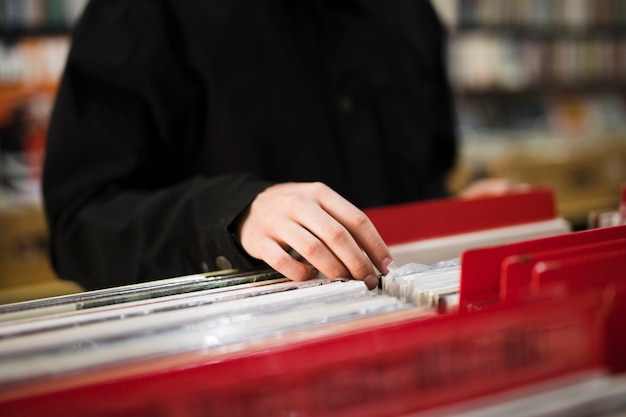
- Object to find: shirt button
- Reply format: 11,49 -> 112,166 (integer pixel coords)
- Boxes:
337,95 -> 354,113
215,256 -> 233,270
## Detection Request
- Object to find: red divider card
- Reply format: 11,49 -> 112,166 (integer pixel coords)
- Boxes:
459,225 -> 626,312
531,246 -> 626,298
501,238 -> 626,302
531,250 -> 626,374
605,282 -> 626,373
364,187 -> 557,246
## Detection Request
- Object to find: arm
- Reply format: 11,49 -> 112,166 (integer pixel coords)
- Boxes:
44,0 -> 393,290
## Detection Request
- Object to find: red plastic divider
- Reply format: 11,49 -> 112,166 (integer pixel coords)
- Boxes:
459,225 -> 626,311
501,238 -> 626,302
365,188 -> 557,246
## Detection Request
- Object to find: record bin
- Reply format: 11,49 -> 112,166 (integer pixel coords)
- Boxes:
0,187 -> 625,416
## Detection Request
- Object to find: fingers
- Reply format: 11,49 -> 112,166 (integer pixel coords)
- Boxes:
236,182 -> 394,290
288,191 -> 389,284
311,184 -> 394,277
260,239 -> 319,282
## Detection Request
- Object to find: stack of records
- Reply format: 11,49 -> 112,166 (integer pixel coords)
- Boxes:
382,258 -> 461,312
0,269 -> 434,390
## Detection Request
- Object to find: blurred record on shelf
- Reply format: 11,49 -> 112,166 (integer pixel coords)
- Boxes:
438,292 -> 460,314
0,268 -> 286,322
0,277 -> 340,340
588,208 -> 624,229
0,279 -> 362,360
382,258 -> 461,312
0,279 -> 424,388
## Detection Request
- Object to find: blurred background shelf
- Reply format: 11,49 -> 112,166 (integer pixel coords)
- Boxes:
435,0 -> 626,229
0,202 -> 83,304
0,0 -> 87,303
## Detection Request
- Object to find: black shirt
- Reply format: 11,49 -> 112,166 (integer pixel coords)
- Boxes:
43,0 -> 458,290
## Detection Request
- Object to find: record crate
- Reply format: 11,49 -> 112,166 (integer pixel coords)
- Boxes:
0,186 -> 625,416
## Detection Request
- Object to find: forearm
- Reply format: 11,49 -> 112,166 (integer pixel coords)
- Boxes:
46,174 -> 272,290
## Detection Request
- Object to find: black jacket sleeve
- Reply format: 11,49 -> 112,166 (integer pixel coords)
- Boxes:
43,0 -> 272,290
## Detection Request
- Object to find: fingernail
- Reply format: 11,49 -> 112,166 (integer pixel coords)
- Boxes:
382,257 -> 396,274
364,274 -> 379,291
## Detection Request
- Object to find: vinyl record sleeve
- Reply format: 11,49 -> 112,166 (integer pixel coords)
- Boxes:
0,280 -> 416,386
0,269 -> 285,322
0,278 -> 338,340
0,279 -> 362,357
0,306 -> 435,403
382,261 -> 460,306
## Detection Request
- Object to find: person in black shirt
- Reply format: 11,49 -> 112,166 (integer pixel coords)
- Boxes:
43,0 -> 460,291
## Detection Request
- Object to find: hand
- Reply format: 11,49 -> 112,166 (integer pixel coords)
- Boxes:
234,182 -> 394,290
458,178 -> 529,199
